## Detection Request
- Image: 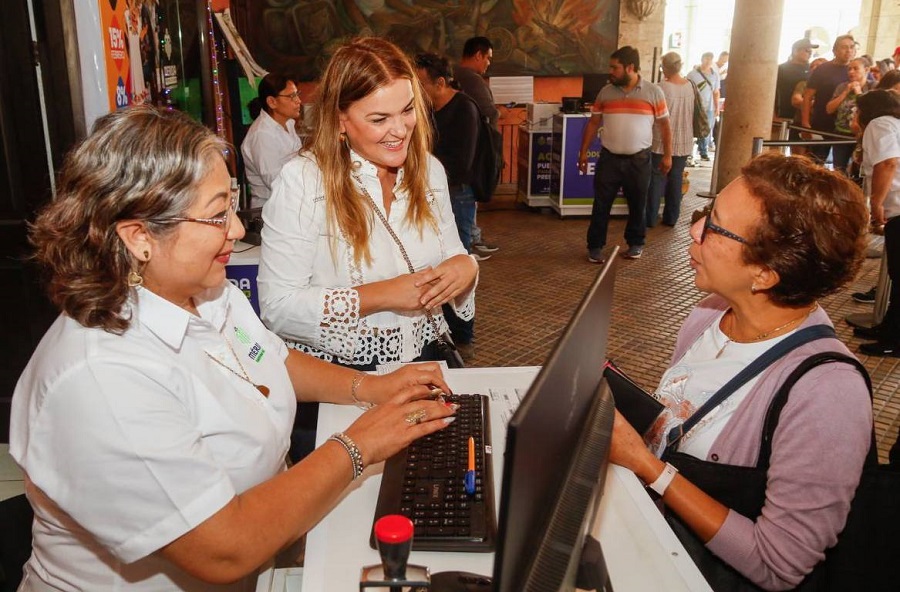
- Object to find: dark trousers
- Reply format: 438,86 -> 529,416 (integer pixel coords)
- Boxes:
442,303 -> 474,344
881,215 -> 900,339
587,148 -> 651,250
831,142 -> 855,176
646,153 -> 688,227
288,340 -> 446,464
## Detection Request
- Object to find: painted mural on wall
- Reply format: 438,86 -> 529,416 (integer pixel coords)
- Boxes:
246,0 -> 620,80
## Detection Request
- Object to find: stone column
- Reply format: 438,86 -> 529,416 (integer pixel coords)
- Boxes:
715,0 -> 784,193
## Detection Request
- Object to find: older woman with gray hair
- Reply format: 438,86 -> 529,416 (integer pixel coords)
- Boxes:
10,106 -> 456,590
646,51 -> 695,228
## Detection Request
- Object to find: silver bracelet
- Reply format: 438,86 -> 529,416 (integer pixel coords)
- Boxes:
328,432 -> 364,480
350,371 -> 374,410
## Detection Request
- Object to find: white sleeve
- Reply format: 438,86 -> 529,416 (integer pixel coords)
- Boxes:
243,121 -> 299,193
258,158 -> 361,358
22,359 -> 236,564
863,118 -> 900,166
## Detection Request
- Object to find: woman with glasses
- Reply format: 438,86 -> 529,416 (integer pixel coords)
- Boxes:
241,73 -> 303,208
10,107 -> 456,591
610,153 -> 873,590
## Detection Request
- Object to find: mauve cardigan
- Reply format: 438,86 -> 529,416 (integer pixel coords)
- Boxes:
668,294 -> 872,591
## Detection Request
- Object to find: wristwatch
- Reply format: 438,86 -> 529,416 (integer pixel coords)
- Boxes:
648,462 -> 679,497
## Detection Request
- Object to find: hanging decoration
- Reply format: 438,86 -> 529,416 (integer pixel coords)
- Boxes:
206,0 -> 226,141
211,1 -> 268,87
626,0 -> 662,21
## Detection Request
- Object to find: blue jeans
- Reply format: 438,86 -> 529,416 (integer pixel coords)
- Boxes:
587,148 -> 651,250
646,154 -> 688,227
445,184 -> 475,344
449,185 -> 477,251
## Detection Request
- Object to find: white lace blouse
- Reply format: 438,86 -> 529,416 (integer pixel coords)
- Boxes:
258,150 -> 476,366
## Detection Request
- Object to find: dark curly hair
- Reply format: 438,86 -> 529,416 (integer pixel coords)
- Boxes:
856,89 -> 900,127
739,153 -> 868,306
29,106 -> 228,334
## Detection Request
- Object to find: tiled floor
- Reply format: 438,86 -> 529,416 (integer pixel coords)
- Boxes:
472,160 -> 899,463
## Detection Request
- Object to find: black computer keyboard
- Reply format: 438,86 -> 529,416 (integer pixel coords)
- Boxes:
370,393 -> 496,552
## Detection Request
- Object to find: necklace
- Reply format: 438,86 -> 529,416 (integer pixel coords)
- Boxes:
206,336 -> 270,397
716,304 -> 818,359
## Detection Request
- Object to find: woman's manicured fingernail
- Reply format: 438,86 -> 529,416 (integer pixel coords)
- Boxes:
448,403 -> 460,412
443,416 -> 456,424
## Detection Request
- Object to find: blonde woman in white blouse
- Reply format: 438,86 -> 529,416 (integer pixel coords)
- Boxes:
259,37 -> 478,371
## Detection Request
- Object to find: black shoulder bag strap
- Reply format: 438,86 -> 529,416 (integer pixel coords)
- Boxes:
756,351 -> 876,470
697,68 -> 713,89
665,324 -> 836,453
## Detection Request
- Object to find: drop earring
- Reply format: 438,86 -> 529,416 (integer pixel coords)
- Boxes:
127,250 -> 150,288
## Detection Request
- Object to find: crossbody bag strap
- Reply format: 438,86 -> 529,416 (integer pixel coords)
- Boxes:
665,324 -> 836,453
756,352 -> 876,470
352,177 -> 447,342
696,68 -> 713,89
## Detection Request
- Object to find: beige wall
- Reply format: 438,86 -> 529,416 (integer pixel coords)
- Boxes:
856,0 -> 900,60
617,0 -> 667,79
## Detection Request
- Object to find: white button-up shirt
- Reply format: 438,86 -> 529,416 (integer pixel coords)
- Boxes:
241,110 -> 302,208
258,151 -> 475,366
10,283 -> 292,591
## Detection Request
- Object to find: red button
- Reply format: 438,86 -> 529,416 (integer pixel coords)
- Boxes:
375,514 -> 414,543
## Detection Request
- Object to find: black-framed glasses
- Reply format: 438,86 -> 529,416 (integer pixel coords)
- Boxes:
699,204 -> 749,245
277,91 -> 301,101
149,192 -> 238,230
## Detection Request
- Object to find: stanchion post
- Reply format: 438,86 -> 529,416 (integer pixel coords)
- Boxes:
751,137 -> 764,157
779,120 -> 789,155
697,112 -> 723,199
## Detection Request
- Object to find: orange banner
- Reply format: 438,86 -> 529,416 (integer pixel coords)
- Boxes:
99,0 -> 157,109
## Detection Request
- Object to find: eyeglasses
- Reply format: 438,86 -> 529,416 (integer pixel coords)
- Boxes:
277,91 -> 301,101
149,192 -> 238,230
699,204 -> 749,245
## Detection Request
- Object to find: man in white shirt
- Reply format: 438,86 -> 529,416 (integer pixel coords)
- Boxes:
686,52 -> 721,161
241,74 -> 303,208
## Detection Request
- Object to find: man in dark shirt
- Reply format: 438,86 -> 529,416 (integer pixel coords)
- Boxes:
801,34 -> 857,162
454,36 -> 501,258
775,39 -> 817,119
416,53 -> 481,360
775,39 -> 817,152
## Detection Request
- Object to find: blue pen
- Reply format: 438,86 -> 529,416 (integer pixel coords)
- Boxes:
465,436 -> 476,495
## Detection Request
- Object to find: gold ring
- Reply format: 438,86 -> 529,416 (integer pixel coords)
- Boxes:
404,409 -> 427,425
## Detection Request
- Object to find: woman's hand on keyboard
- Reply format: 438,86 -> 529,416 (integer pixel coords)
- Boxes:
344,385 -> 458,467
363,362 -> 451,406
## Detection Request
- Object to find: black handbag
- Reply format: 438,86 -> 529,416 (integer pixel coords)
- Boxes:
663,351 -> 900,592
431,330 -> 465,369
358,179 -> 466,368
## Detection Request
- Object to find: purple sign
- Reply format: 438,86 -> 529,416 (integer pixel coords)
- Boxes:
226,264 -> 260,315
531,132 -> 553,195
562,116 -> 601,202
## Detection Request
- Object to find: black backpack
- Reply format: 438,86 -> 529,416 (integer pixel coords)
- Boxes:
459,93 -> 502,203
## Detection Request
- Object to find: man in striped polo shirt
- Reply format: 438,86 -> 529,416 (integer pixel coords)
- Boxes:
578,45 -> 672,263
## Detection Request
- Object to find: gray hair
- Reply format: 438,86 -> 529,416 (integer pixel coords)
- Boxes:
30,106 -> 228,333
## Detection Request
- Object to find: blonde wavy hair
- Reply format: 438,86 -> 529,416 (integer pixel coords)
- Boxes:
305,37 -> 435,265
30,107 -> 228,334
